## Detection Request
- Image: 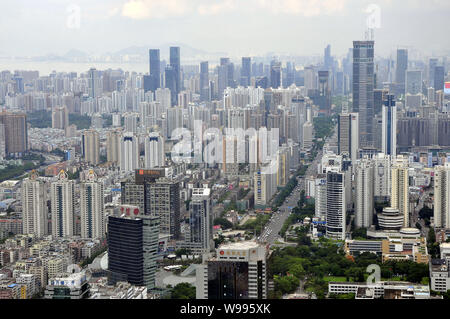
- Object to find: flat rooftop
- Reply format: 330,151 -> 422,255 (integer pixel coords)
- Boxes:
219,240 -> 261,250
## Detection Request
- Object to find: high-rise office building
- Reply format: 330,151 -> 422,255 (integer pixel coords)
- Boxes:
326,171 -> 346,240
22,171 -> 48,237
148,178 -> 180,240
107,210 -> 160,290
434,163 -> 450,229
80,170 -> 105,239
88,68 -> 102,99
241,57 -> 251,87
196,241 -> 268,299
429,58 -> 438,88
337,112 -> 359,162
353,41 -> 375,148
395,49 -> 408,96
149,49 -> 161,92
52,106 -> 69,130
373,153 -> 391,202
144,132 -> 165,168
186,188 -> 212,254
50,170 -> 75,238
0,112 -> 28,157
406,70 -> 422,95
169,46 -> 181,104
164,65 -> 177,106
434,66 -> 445,92
317,71 -> 331,113
82,129 -> 100,165
391,156 -> 409,227
382,94 -> 397,157
120,132 -> 139,172
200,61 -> 210,101
270,61 -> 281,89
355,158 -> 374,229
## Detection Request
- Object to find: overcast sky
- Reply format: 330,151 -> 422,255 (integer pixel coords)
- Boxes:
0,0 -> 449,59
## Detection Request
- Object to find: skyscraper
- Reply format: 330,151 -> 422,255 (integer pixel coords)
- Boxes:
434,65 -> 445,91
52,106 -> 69,130
326,171 -> 346,240
82,129 -> 100,165
317,71 -> 331,113
169,46 -> 181,104
382,94 -> 397,157
186,188 -> 212,254
164,65 -> 177,106
50,170 -> 75,238
144,132 -> 165,168
429,58 -> 438,88
149,49 -> 161,92
22,171 -> 48,237
434,163 -> 450,228
200,61 -> 210,101
355,157 -> 374,229
80,170 -> 105,239
395,49 -> 408,96
405,70 -> 422,95
338,112 -> 359,162
391,156 -> 409,227
241,57 -> 251,87
87,68 -> 102,99
106,129 -> 122,165
148,178 -> 180,240
107,210 -> 160,290
120,132 -> 139,172
196,241 -> 268,299
270,61 -> 281,89
353,41 -> 375,148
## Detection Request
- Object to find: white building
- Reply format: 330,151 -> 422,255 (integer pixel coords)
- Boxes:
391,156 -> 410,227
355,157 -> 374,229
434,163 -> 450,228
120,132 -> 139,172
144,132 -> 165,168
50,170 -> 75,238
21,172 -> 48,237
80,170 -> 105,239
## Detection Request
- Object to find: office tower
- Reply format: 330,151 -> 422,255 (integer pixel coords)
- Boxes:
120,132 -> 139,172
326,171 -> 346,240
382,94 -> 397,157
196,241 -> 268,299
81,129 -> 100,165
429,58 -> 438,88
0,112 -> 28,157
302,121 -> 313,150
338,112 -> 359,162
164,65 -> 177,106
144,132 -> 165,168
317,71 -> 331,113
149,49 -> 160,92
355,158 -> 374,228
406,70 -> 422,95
80,170 -> 105,239
434,66 -> 445,92
186,188 -> 212,254
314,176 -> 327,219
169,46 -> 181,103
254,166 -> 277,208
88,68 -> 102,98
395,49 -> 408,96
241,57 -> 251,87
22,171 -> 48,237
148,178 -> 180,239
373,153 -> 391,202
166,107 -> 183,139
50,170 -> 75,238
200,61 -> 210,101
324,44 -> 332,70
51,106 -> 69,129
391,156 -> 409,227
434,163 -> 450,228
270,61 -> 281,88
107,211 -> 160,290
373,89 -> 388,115
353,41 -> 375,148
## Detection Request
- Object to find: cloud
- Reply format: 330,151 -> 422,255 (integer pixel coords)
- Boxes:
254,0 -> 349,16
121,0 -> 190,19
197,0 -> 237,16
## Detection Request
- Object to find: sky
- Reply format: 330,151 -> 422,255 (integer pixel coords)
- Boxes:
0,0 -> 449,59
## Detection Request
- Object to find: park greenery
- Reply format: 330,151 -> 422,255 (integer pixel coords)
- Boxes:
27,110 -> 92,130
268,238 -> 430,299
237,214 -> 271,236
170,283 -> 196,299
0,154 -> 45,182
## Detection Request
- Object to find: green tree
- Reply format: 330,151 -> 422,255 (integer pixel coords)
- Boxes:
170,283 -> 196,299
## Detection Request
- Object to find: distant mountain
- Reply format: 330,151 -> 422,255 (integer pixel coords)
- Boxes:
64,49 -> 88,59
114,43 -> 227,58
